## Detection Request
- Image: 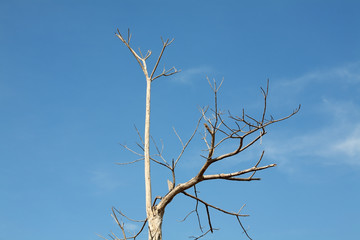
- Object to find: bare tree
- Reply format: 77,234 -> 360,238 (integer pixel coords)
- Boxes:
99,29 -> 300,240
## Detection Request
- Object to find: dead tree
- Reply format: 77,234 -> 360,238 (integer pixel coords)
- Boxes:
99,29 -> 300,240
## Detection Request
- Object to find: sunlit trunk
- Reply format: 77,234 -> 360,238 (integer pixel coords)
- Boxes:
144,79 -> 152,217
148,210 -> 164,240
144,79 -> 163,240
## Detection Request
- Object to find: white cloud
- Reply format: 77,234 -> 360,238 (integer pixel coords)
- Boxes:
265,124 -> 360,168
264,91 -> 360,168
173,66 -> 213,84
278,61 -> 360,90
89,169 -> 124,192
334,126 -> 360,159
124,222 -> 139,232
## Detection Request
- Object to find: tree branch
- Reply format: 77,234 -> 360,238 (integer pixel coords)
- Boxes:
182,191 -> 249,217
202,163 -> 276,181
110,207 -> 148,240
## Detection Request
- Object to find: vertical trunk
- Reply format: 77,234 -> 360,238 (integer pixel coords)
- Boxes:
148,209 -> 164,240
144,79 -> 164,239
144,79 -> 152,215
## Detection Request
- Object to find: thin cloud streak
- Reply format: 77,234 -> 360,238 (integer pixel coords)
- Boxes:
334,125 -> 360,159
278,61 -> 360,90
89,169 -> 124,193
266,63 -> 360,169
265,122 -> 360,168
173,66 -> 213,84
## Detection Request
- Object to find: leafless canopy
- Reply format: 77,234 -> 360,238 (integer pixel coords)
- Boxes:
100,29 -> 300,240
115,28 -> 180,82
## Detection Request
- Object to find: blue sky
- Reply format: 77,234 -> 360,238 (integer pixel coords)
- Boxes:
1,0 -> 359,239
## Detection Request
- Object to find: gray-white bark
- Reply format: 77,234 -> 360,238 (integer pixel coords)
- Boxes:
148,209 -> 164,240
115,29 -> 179,240
144,78 -> 153,218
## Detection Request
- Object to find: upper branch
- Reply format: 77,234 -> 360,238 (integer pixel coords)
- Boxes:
115,29 -> 180,81
157,80 -> 300,212
202,163 -> 276,181
149,38 -> 179,81
115,29 -> 149,76
182,191 -> 249,217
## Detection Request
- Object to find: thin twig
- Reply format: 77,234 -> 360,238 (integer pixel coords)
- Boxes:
189,228 -> 219,240
237,216 -> 253,240
182,191 -> 249,217
116,158 -> 144,165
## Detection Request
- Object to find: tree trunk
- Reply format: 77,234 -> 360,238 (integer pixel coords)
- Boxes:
115,30 -> 181,240
144,78 -> 152,216
148,209 -> 164,240
144,78 -> 162,239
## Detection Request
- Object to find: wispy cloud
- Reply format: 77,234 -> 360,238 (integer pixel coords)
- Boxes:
89,169 -> 124,193
335,126 -> 360,159
124,222 -> 139,232
265,121 -> 360,169
278,61 -> 360,90
266,62 -> 360,169
173,66 -> 213,84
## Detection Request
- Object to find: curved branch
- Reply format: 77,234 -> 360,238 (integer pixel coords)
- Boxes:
202,164 -> 276,181
174,113 -> 204,167
116,158 -> 144,165
111,207 -> 148,240
182,191 -> 249,217
115,29 -> 147,76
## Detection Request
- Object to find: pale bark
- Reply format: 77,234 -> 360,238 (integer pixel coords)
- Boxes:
115,29 -> 179,240
144,78 -> 164,240
144,78 -> 152,217
148,209 -> 164,240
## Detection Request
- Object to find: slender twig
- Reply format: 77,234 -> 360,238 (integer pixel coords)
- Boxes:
151,136 -> 169,165
111,207 -> 148,240
202,163 -> 276,181
179,210 -> 196,222
119,144 -> 143,157
237,216 -> 253,240
113,207 -> 146,223
134,125 -> 144,145
116,158 -> 144,165
174,114 -> 204,167
193,186 -> 203,232
205,205 -> 213,233
189,229 -> 219,240
182,191 -> 249,217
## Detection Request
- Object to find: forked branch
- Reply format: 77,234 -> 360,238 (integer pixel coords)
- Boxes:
99,207 -> 148,240
115,29 -> 180,82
